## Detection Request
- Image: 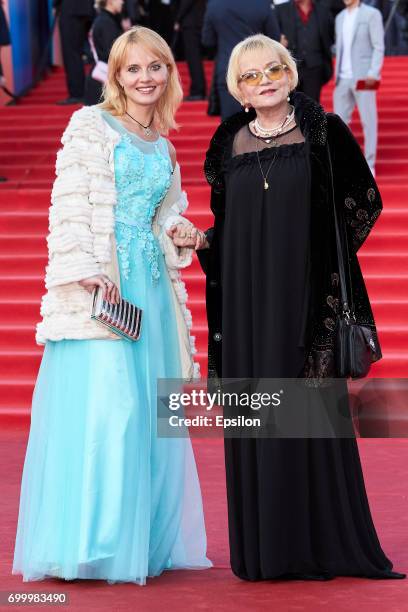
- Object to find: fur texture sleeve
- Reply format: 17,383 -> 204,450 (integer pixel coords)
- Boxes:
45,108 -> 105,288
153,163 -> 194,270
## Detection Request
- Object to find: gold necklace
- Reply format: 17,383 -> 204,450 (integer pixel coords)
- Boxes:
252,122 -> 299,189
255,138 -> 277,190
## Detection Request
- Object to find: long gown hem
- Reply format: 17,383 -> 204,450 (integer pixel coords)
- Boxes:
231,567 -> 404,582
12,557 -> 213,586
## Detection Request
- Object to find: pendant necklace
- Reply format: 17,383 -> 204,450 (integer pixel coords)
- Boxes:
125,111 -> 154,137
252,120 -> 298,190
255,136 -> 277,190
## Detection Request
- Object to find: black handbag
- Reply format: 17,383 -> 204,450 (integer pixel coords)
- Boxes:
327,146 -> 379,379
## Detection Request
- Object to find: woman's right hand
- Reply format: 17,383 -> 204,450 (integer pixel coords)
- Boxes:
167,224 -> 209,250
78,275 -> 120,304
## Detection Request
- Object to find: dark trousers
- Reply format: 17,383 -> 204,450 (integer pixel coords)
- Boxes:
218,81 -> 241,121
297,65 -> 324,103
59,14 -> 91,98
182,27 -> 206,97
149,2 -> 174,46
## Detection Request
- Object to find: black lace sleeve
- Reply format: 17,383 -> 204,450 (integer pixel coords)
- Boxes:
327,113 -> 382,253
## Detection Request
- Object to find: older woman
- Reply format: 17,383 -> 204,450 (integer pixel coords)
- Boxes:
174,34 -> 405,580
12,27 -> 211,585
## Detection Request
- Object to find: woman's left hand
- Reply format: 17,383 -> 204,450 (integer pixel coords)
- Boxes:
166,224 -> 208,250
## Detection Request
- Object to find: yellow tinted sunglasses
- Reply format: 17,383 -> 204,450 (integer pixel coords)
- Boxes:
239,64 -> 288,86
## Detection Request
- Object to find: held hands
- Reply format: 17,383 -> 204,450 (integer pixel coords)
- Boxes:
79,275 -> 120,304
166,223 -> 209,250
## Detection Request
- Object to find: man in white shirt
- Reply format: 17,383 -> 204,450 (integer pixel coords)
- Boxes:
334,0 -> 384,176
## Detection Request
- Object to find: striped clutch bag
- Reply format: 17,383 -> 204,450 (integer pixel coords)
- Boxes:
91,287 -> 143,341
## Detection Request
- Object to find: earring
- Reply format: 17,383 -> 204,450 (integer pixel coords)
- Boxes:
287,92 -> 290,101
243,102 -> 250,113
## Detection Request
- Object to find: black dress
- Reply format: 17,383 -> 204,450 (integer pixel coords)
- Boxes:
221,124 -> 399,581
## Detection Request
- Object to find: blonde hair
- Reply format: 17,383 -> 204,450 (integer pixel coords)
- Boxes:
226,34 -> 298,102
99,26 -> 183,134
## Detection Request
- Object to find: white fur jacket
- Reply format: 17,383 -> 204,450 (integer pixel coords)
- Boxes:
36,105 -> 199,379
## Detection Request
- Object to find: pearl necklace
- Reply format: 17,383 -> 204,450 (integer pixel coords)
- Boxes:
252,105 -> 295,142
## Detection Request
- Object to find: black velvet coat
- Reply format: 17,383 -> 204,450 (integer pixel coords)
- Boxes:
198,92 -> 383,382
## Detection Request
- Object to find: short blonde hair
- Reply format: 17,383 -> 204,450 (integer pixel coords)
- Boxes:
226,34 -> 298,102
99,26 -> 183,134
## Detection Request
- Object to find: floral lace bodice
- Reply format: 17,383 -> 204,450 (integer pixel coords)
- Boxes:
102,111 -> 173,283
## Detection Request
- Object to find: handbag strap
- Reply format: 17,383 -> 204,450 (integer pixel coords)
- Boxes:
88,30 -> 99,64
326,144 -> 355,319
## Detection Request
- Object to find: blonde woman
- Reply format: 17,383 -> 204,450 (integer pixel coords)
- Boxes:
13,26 -> 211,585
175,34 -> 405,581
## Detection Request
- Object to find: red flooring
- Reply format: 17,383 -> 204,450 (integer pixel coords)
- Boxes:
0,60 -> 408,609
1,427 -> 408,611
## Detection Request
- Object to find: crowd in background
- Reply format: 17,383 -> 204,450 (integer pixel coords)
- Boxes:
51,0 -> 408,108
45,0 -> 407,185
0,0 -> 406,176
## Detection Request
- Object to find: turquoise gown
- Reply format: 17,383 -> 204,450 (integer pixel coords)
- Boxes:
12,111 -> 212,585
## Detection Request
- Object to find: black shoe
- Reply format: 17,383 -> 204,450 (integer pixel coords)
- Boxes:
0,176 -> 7,182
369,571 -> 406,579
184,94 -> 206,101
56,97 -> 84,106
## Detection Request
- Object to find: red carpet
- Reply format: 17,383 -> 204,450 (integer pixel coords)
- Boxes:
1,429 -> 408,610
0,60 -> 407,609
0,60 -> 408,416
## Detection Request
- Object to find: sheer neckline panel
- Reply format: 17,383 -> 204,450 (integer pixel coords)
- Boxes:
232,124 -> 305,157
